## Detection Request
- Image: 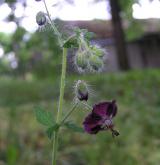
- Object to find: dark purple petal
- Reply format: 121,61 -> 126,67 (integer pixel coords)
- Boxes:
93,102 -> 109,117
93,101 -> 117,118
107,100 -> 117,117
90,125 -> 102,134
83,112 -> 102,134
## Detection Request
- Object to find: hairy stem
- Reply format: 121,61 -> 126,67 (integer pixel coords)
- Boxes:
43,1 -> 67,164
56,48 -> 67,123
81,101 -> 92,110
43,0 -> 63,46
52,48 -> 67,165
52,131 -> 58,165
60,103 -> 79,125
53,102 -> 79,165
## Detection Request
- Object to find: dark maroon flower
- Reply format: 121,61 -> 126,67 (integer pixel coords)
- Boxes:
83,100 -> 119,136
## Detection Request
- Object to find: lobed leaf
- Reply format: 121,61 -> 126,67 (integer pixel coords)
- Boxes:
35,106 -> 54,126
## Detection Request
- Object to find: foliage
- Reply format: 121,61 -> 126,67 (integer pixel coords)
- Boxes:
0,69 -> 160,164
0,27 -> 61,78
119,0 -> 144,40
35,106 -> 54,126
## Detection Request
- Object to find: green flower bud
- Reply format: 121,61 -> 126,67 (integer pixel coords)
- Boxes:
89,55 -> 103,71
75,51 -> 88,71
91,45 -> 105,58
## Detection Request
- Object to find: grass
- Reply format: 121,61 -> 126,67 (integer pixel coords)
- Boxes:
0,69 -> 160,165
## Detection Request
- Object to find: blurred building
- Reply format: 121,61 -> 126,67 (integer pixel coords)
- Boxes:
64,19 -> 160,71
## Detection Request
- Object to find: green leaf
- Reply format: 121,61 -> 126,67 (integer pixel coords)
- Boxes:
64,121 -> 84,133
46,124 -> 60,139
7,145 -> 18,165
35,106 -> 54,126
63,35 -> 79,48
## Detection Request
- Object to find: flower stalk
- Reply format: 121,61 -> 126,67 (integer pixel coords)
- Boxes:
60,102 -> 79,125
56,48 -> 67,123
43,0 -> 63,46
52,131 -> 58,165
42,1 -> 67,164
52,48 -> 67,165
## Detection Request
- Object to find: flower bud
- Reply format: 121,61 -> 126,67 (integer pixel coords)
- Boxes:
75,80 -> 89,101
75,50 -> 88,72
91,45 -> 105,58
89,55 -> 103,71
36,11 -> 47,26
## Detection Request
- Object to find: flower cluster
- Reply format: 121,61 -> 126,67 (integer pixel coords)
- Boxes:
75,42 -> 106,73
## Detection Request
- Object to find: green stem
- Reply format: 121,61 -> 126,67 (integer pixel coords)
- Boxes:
52,48 -> 67,165
52,103 -> 78,165
43,0 -> 63,46
60,103 -> 79,125
81,101 -> 92,109
57,48 -> 67,123
52,131 -> 58,165
43,1 -> 67,165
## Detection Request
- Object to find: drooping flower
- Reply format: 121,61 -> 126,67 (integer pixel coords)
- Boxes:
83,100 -> 119,137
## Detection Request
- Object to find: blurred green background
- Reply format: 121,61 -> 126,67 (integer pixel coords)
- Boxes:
0,70 -> 160,165
0,0 -> 160,165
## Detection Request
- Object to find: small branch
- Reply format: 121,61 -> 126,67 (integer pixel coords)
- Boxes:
43,0 -> 63,46
81,101 -> 92,110
60,102 -> 79,125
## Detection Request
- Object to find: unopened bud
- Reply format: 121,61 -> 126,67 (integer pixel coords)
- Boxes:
89,55 -> 103,71
75,80 -> 89,101
36,11 -> 47,26
75,51 -> 88,72
92,45 -> 105,58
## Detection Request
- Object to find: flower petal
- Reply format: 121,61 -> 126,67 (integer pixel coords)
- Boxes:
93,101 -> 117,118
107,100 -> 117,117
83,112 -> 102,134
